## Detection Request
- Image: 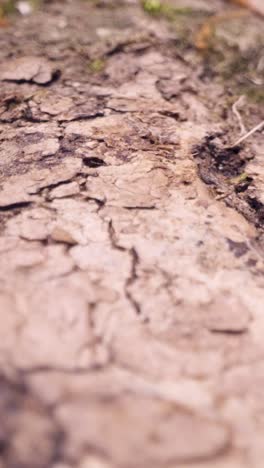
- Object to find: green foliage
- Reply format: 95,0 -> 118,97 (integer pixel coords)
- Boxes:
0,0 -> 41,17
141,0 -> 193,19
1,0 -> 16,16
88,58 -> 105,73
230,172 -> 249,185
244,87 -> 264,104
141,0 -> 162,15
29,0 -> 42,9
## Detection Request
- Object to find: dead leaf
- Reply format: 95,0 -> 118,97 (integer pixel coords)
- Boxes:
229,0 -> 264,16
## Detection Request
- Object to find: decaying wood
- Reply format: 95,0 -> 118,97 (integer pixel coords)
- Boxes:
0,1 -> 263,467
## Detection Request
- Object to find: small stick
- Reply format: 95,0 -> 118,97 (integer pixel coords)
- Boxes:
232,95 -> 246,135
232,120 -> 264,147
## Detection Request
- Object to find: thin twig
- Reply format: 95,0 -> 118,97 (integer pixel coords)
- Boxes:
232,95 -> 247,135
232,120 -> 264,147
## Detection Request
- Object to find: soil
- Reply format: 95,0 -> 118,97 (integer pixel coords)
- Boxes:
0,1 -> 264,467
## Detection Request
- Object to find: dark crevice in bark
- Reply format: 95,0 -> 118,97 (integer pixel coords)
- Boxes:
108,219 -> 141,316
0,201 -> 32,212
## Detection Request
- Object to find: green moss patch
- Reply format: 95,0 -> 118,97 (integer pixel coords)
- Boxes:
88,58 -> 106,73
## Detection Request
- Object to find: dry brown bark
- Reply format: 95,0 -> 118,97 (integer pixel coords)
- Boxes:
0,1 -> 264,467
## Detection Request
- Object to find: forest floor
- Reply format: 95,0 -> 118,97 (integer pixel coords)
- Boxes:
0,0 -> 264,467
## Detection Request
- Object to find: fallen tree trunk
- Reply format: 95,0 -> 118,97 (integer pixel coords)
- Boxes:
0,1 -> 264,467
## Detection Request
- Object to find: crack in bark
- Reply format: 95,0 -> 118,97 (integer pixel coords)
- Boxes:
0,201 -> 32,212
107,219 -> 141,316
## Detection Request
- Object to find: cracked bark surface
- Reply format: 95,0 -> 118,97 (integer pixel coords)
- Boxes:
0,0 -> 264,467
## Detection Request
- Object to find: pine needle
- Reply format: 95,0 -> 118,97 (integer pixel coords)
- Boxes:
232,120 -> 264,147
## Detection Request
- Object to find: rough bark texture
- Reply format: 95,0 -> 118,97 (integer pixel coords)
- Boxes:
0,0 -> 264,467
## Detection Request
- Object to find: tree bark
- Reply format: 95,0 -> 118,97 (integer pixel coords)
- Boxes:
0,1 -> 263,467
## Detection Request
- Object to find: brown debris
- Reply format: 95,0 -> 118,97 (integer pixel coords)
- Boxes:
229,0 -> 264,16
